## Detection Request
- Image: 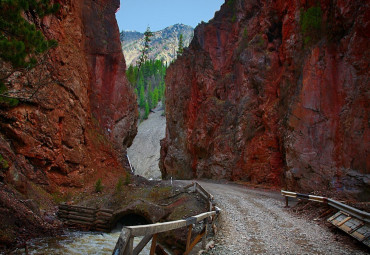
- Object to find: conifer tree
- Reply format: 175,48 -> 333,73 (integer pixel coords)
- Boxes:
177,34 -> 184,56
144,101 -> 150,119
0,0 -> 59,106
136,26 -> 153,69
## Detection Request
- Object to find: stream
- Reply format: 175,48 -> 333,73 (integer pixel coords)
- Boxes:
11,230 -> 152,255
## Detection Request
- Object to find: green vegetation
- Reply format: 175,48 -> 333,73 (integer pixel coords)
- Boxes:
0,0 -> 59,106
232,14 -> 237,23
124,173 -> 131,185
227,0 -> 236,7
0,80 -> 19,107
95,178 -> 104,193
126,25 -> 167,120
136,26 -> 154,69
52,191 -> 72,204
300,6 -> 323,46
126,60 -> 167,120
177,34 -> 184,56
115,178 -> 124,193
0,154 -> 9,169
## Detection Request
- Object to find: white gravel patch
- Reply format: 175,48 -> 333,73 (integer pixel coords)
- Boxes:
127,102 -> 165,179
196,181 -> 368,255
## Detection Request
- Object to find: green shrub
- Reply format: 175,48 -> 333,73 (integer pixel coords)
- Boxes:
227,0 -> 236,7
0,83 -> 19,107
124,174 -> 131,186
300,6 -> 322,46
116,177 -> 124,192
0,154 -> 9,169
95,178 -> 103,193
231,14 -> 237,23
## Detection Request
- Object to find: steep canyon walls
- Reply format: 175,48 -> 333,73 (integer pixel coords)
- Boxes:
160,0 -> 369,200
0,0 -> 137,191
0,0 -> 137,245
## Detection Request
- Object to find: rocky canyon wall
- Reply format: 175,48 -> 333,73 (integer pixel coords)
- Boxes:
0,0 -> 137,191
0,0 -> 137,246
160,0 -> 369,200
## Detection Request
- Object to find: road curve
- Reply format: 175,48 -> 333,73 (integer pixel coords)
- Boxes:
195,181 -> 367,255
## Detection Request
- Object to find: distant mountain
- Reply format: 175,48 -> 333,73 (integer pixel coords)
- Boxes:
121,24 -> 194,66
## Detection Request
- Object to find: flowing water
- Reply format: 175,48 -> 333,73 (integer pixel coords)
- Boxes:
12,230 -> 152,255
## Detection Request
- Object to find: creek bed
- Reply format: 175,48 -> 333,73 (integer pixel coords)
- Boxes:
11,230 -> 153,254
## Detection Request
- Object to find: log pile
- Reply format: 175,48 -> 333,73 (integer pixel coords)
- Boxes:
58,204 -> 113,232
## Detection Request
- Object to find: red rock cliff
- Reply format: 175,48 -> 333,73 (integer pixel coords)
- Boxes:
161,0 -> 369,200
0,0 -> 137,246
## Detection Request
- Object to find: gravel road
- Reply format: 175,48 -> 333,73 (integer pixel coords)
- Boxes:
127,103 -> 165,179
195,181 -> 368,255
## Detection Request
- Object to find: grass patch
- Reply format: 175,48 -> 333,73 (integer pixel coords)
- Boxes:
52,191 -> 72,204
95,178 -> 104,193
300,6 -> 322,46
0,154 -> 9,169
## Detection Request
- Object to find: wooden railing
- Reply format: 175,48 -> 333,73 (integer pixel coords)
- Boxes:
112,182 -> 221,255
281,190 -> 370,247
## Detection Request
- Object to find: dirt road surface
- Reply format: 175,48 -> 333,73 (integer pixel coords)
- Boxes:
193,181 -> 368,255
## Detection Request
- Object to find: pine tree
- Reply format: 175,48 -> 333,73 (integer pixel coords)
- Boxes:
136,26 -> 153,69
177,34 -> 184,56
144,101 -> 150,119
139,85 -> 145,108
0,0 -> 59,106
0,0 -> 59,68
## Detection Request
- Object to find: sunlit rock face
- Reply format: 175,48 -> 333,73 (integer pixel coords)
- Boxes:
0,0 -> 138,191
161,0 -> 369,200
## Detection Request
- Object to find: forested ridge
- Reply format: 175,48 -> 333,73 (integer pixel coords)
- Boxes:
126,60 -> 167,120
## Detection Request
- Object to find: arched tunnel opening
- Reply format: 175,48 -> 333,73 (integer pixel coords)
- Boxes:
111,211 -> 152,232
117,213 -> 151,226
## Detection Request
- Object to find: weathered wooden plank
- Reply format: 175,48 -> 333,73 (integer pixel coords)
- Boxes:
59,204 -> 97,211
99,208 -> 114,214
112,228 -> 131,255
124,237 -> 134,255
132,235 -> 152,255
59,207 -> 97,214
127,211 -> 216,237
149,234 -> 157,255
58,211 -> 95,217
63,214 -> 95,222
184,227 -> 206,255
65,219 -> 94,226
185,224 -> 193,252
96,215 -> 111,220
195,183 -> 213,200
96,211 -> 113,217
94,219 -> 109,225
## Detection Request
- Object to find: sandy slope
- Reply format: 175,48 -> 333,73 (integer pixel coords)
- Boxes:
127,103 -> 165,179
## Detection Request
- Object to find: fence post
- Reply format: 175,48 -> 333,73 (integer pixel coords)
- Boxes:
150,234 -> 157,255
186,224 -> 193,252
202,218 -> 208,249
285,196 -> 289,208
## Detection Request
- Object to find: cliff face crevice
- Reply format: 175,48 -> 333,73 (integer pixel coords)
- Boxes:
161,0 -> 369,200
0,0 -> 137,246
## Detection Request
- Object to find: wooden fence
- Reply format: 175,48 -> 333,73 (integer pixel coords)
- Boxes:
58,204 -> 113,232
281,190 -> 370,247
112,182 -> 221,255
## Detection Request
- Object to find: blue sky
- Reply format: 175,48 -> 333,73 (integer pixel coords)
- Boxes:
116,0 -> 225,32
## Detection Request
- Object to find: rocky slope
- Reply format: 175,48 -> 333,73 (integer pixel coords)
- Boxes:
121,24 -> 194,66
160,0 -> 369,200
0,0 -> 137,248
127,103 -> 165,180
